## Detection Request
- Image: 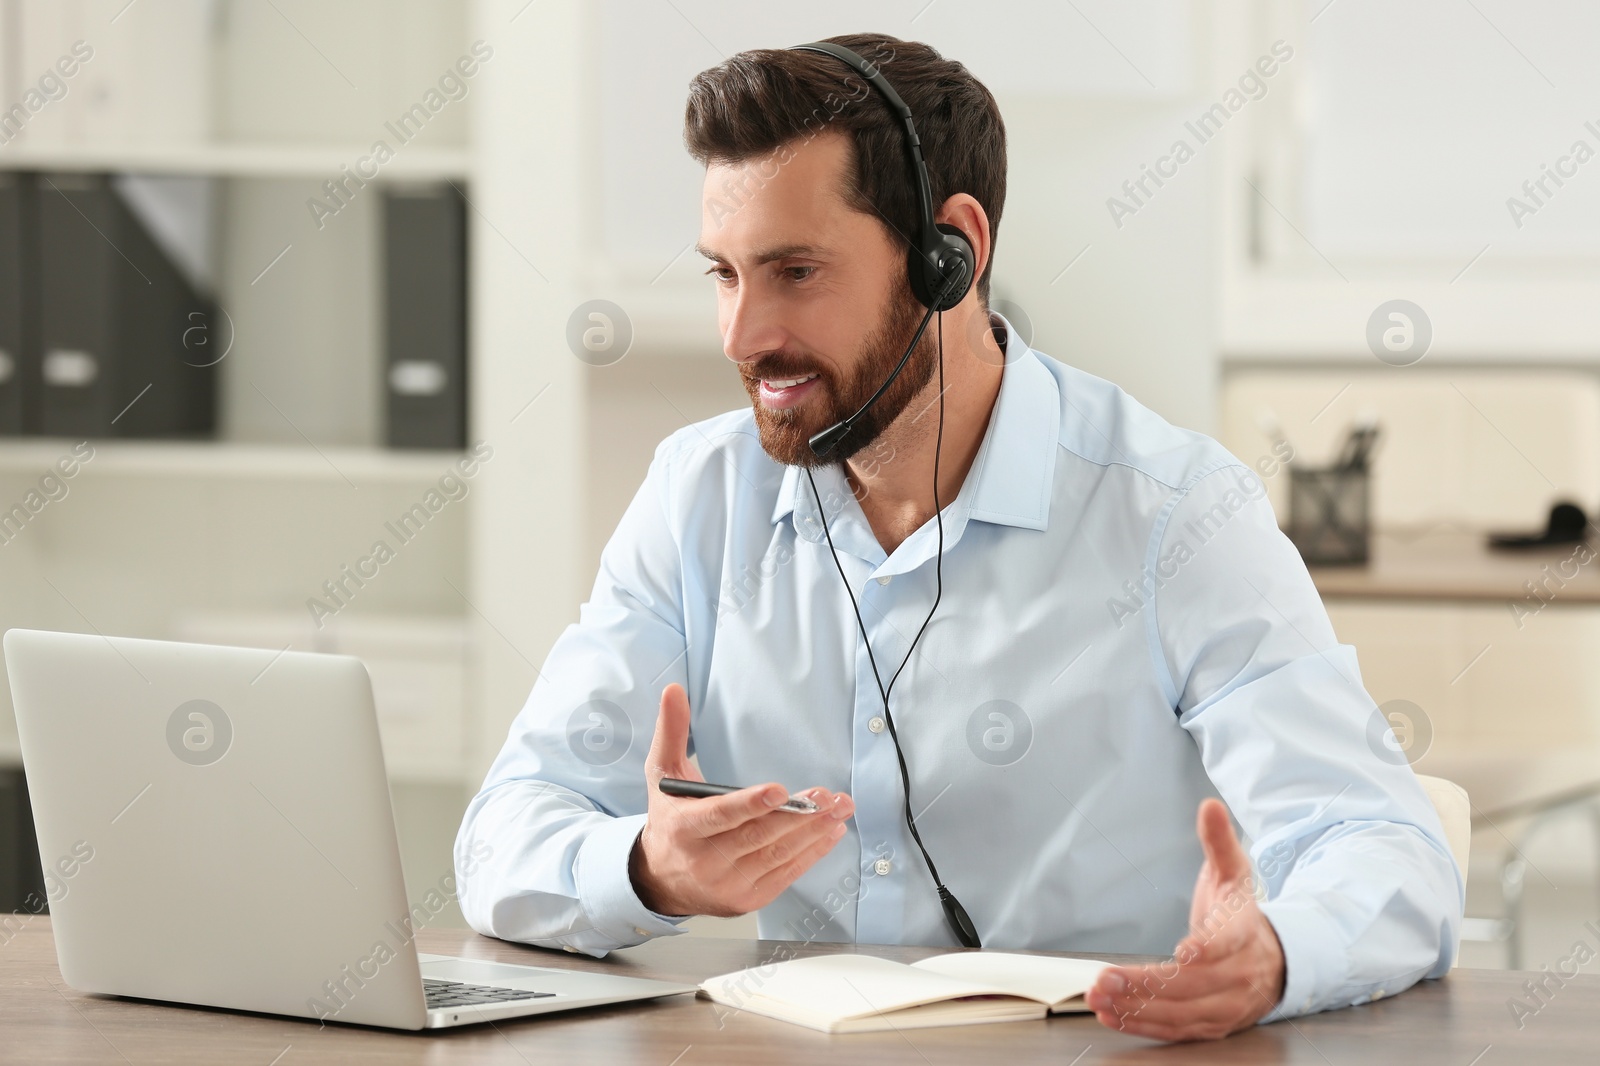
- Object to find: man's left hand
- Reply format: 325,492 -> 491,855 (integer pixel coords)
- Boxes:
1082,798 -> 1287,1042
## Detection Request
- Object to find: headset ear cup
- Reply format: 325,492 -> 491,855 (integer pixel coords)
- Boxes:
936,223 -> 976,309
909,223 -> 976,312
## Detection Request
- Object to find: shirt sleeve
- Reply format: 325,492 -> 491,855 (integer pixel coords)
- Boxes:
1146,462 -> 1464,1021
454,443 -> 694,957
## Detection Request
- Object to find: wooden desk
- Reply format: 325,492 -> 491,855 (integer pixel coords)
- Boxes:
1306,528 -> 1600,816
2,918 -> 1597,1064
1307,529 -> 1600,603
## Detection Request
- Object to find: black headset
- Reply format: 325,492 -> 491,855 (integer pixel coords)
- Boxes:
788,42 -> 975,313
791,41 -> 977,462
789,40 -> 983,949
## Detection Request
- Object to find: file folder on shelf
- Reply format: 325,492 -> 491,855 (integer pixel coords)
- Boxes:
0,767 -> 46,914
34,172 -> 217,439
383,183 -> 467,450
0,173 -> 32,436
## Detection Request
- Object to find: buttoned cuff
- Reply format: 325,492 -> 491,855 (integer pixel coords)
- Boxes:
573,813 -> 691,951
1257,895 -> 1348,1023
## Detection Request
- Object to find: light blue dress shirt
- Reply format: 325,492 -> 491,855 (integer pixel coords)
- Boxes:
456,314 -> 1462,1022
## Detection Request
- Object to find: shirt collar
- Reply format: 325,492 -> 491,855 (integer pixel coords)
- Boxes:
771,311 -> 1060,535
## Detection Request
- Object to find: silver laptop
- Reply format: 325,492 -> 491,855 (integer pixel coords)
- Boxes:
3,627 -> 695,1030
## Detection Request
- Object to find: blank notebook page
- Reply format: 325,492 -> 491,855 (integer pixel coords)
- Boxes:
702,954 -> 1022,1019
911,953 -> 1111,1007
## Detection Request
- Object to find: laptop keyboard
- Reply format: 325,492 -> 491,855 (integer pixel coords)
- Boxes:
424,978 -> 557,1010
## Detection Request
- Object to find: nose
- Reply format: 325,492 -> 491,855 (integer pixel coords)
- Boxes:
720,285 -> 787,367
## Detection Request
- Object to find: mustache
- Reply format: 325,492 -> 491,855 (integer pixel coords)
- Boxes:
740,353 -> 832,383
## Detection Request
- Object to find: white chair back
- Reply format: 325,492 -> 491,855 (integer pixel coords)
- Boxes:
1414,772 -> 1470,961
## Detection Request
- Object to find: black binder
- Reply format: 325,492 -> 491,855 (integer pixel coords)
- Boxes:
34,172 -> 217,439
383,184 -> 467,449
0,766 -> 46,914
0,173 -> 31,436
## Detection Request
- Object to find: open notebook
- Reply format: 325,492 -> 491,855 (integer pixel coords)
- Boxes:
699,951 -> 1113,1034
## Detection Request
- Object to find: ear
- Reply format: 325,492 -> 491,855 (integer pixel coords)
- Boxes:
934,193 -> 992,300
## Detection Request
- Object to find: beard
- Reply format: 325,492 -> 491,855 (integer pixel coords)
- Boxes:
740,288 -> 936,468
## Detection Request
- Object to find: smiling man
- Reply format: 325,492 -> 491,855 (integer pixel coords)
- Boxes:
456,32 -> 1463,1042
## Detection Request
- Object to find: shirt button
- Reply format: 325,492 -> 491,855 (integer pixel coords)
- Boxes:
634,927 -> 649,937
874,858 -> 892,876
868,716 -> 886,733
876,575 -> 892,585
563,945 -> 579,953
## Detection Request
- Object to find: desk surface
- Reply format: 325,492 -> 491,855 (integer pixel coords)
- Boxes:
2,918 -> 1596,1064
1308,529 -> 1600,602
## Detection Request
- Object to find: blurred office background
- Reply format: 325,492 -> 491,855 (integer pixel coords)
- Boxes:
3,0 -> 1600,972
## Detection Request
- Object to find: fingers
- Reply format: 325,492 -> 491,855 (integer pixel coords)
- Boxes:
1092,991 -> 1248,1043
1089,960 -> 1219,1008
752,817 -> 850,895
722,790 -> 854,859
1196,798 -> 1251,886
1093,984 -> 1240,1028
637,682 -> 856,916
666,782 -> 798,836
1086,964 -> 1262,1042
646,787 -> 853,915
743,814 -> 850,886
645,684 -> 697,784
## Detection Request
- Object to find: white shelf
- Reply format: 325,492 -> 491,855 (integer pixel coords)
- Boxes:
0,141 -> 472,181
1222,275 -> 1600,363
0,439 -> 467,484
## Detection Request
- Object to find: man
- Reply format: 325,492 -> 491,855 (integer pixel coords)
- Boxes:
456,32 -> 1461,1042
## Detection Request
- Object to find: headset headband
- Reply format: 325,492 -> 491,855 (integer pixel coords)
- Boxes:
789,41 -> 974,312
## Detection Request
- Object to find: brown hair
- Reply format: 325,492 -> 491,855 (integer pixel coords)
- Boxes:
684,32 -> 1006,305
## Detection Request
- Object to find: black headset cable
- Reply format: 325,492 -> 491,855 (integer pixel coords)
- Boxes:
803,310 -> 981,948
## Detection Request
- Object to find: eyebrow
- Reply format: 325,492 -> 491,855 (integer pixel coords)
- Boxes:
695,242 -> 826,265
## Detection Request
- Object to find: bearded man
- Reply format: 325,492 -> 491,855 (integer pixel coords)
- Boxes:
456,32 -> 1461,1043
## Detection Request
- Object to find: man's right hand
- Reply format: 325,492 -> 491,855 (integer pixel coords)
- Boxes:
629,683 -> 854,918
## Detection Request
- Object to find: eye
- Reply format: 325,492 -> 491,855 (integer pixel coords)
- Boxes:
784,265 -> 815,282
704,265 -> 736,285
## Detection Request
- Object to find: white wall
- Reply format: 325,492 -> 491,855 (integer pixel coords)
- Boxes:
593,0 -> 1196,276
465,0 -> 593,777
996,95 -> 1218,434
1303,0 -> 1600,260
